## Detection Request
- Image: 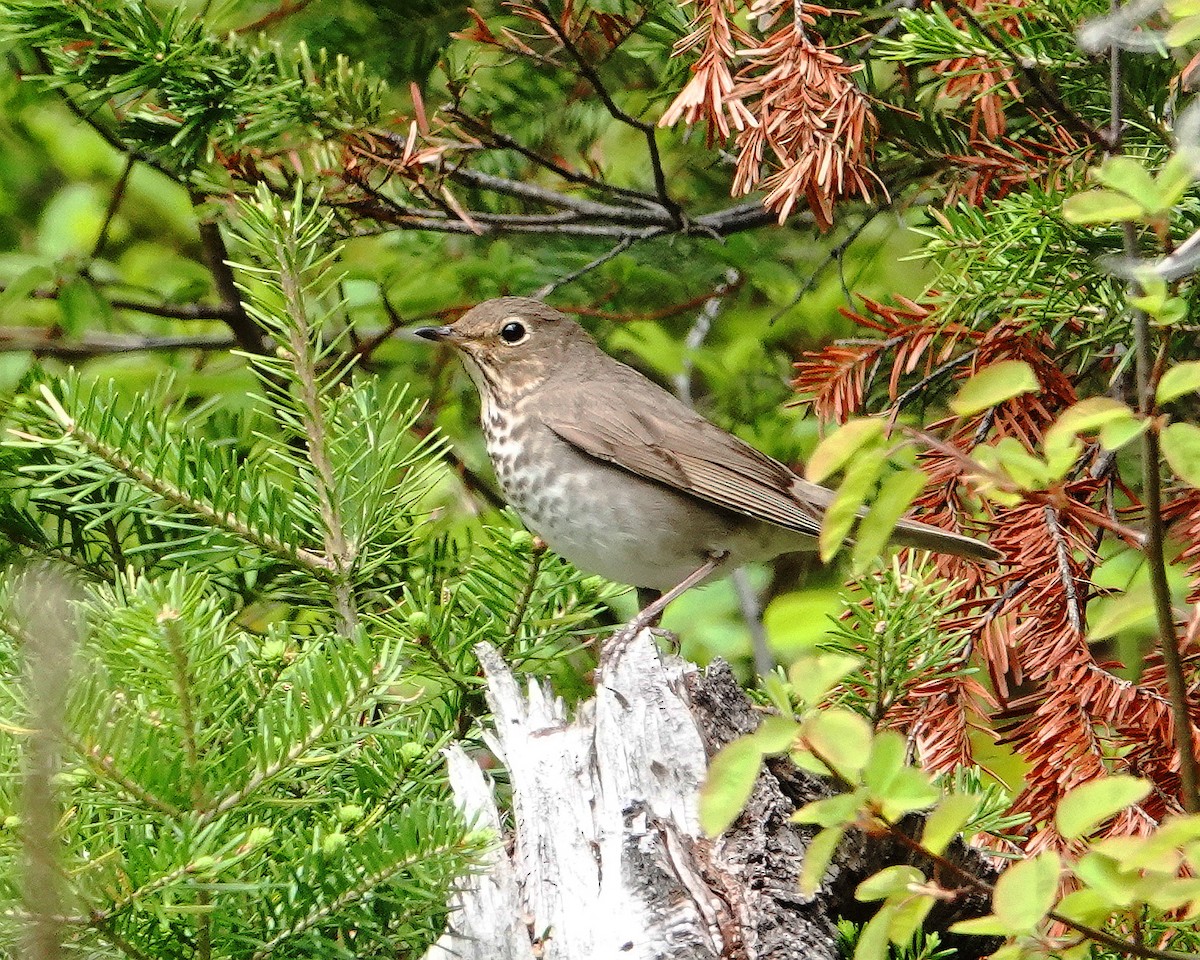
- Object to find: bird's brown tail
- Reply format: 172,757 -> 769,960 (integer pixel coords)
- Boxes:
889,516 -> 1001,563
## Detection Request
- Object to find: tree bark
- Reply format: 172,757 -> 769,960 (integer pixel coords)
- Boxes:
425,631 -> 994,960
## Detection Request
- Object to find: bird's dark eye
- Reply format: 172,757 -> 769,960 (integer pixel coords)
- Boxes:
500,320 -> 527,344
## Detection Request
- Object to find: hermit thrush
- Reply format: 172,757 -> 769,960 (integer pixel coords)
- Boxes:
414,297 -> 997,599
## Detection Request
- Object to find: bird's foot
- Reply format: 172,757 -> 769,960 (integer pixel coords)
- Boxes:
601,551 -> 728,667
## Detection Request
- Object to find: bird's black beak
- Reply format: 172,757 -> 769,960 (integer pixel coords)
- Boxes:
410,325 -> 453,342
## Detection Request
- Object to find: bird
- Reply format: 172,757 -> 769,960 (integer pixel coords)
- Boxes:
413,297 -> 998,617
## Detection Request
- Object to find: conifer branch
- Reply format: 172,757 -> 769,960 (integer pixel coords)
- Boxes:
273,234 -> 359,635
17,416 -> 335,576
65,732 -> 184,818
248,839 -> 467,960
196,653 -> 383,823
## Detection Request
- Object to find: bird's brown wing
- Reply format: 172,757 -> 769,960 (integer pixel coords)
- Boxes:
536,364 -> 1000,562
536,370 -> 827,538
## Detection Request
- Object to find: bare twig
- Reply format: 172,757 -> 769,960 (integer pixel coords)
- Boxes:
531,236 -> 641,299
530,0 -> 681,226
0,329 -> 237,358
91,154 -> 135,261
1106,3 -> 1200,812
0,285 -> 237,321
1044,505 -> 1084,634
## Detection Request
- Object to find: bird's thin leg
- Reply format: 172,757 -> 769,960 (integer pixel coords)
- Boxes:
606,552 -> 728,662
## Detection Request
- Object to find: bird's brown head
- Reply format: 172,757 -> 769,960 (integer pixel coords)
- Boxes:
413,297 -> 596,403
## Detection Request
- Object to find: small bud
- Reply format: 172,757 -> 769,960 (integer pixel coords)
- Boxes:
322,831 -> 348,855
337,804 -> 365,825
509,529 -> 534,552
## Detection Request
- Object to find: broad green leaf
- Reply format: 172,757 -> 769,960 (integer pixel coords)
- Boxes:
992,851 -> 1060,932
820,452 -> 884,562
1100,415 -> 1149,451
1157,361 -> 1200,404
949,914 -> 1010,937
1055,888 -> 1112,926
1162,422 -> 1200,487
751,714 -> 801,753
1045,398 -> 1136,458
1095,155 -> 1157,200
805,418 -> 884,483
887,894 -> 936,945
878,767 -> 940,821
1152,152 -> 1197,211
1056,776 -> 1151,839
851,469 -> 928,572
949,361 -> 1039,416
1074,852 -> 1137,906
922,793 -> 980,855
989,436 -> 1054,488
700,738 -> 763,836
799,825 -> 845,895
0,263 -> 55,314
802,708 -> 874,781
792,792 -> 863,828
1087,589 -> 1155,641
1167,0 -> 1200,16
1167,14 -> 1200,45
853,905 -> 894,960
1062,188 -> 1146,223
787,652 -> 862,706
856,865 -> 924,902
862,731 -> 907,796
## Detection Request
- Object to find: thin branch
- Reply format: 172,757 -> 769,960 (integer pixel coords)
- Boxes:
951,4 -> 1107,148
507,542 -> 547,638
531,236 -> 640,299
530,0 -> 681,226
0,286 -> 237,321
21,418 -> 336,575
195,212 -> 269,355
274,235 -> 359,634
1044,505 -> 1084,634
1107,1 -> 1200,812
0,329 -> 237,358
769,202 -> 894,326
891,350 -> 978,414
90,154 -> 135,261
446,109 -> 663,206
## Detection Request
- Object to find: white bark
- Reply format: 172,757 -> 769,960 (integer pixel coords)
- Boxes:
425,630 -> 842,960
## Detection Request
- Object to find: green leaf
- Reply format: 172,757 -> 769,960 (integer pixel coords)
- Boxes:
851,469 -> 928,573
787,652 -> 862,706
1056,776 -> 1151,839
1074,852 -> 1137,907
1167,14 -> 1200,45
802,708 -> 874,781
751,714 -> 801,753
0,263 -> 55,314
878,768 -> 941,822
1094,156 -> 1158,201
792,792 -> 864,828
1168,0 -> 1200,16
799,825 -> 845,895
1055,888 -> 1113,926
992,851 -> 1060,932
805,418 -> 885,483
949,361 -> 1039,416
922,793 -> 980,855
856,865 -> 924,902
820,452 -> 884,562
1163,422 -> 1200,487
1045,398 -> 1137,458
1152,152 -> 1196,211
853,905 -> 894,960
1062,188 -> 1146,224
887,894 -> 936,945
862,731 -> 907,796
1100,416 -> 1149,451
700,738 -> 763,836
949,914 -> 1011,937
1088,589 -> 1156,641
1157,361 -> 1200,404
